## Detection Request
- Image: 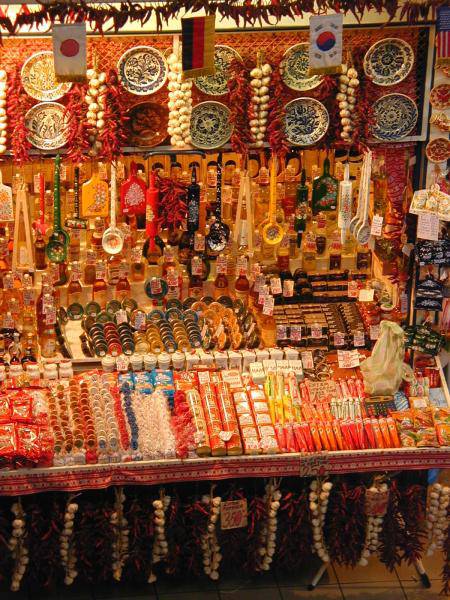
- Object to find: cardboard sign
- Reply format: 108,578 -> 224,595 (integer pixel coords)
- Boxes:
220,499 -> 248,530
365,487 -> 389,517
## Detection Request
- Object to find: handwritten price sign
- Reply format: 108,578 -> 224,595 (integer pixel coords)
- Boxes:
220,499 -> 248,530
299,453 -> 329,478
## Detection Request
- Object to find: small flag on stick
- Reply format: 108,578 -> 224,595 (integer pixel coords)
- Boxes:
436,6 -> 450,68
309,14 -> 343,75
181,15 -> 215,79
52,23 -> 87,82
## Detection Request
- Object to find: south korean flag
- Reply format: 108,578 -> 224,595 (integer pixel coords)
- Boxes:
309,14 -> 343,75
52,24 -> 87,82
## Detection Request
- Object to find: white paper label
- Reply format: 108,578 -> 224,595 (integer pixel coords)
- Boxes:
270,277 -> 282,295
353,331 -> 365,347
291,325 -> 302,341
417,212 -> 439,241
370,324 -> 380,340
301,351 -> 314,370
262,295 -> 274,316
358,288 -> 375,302
370,214 -> 383,237
338,349 -> 360,368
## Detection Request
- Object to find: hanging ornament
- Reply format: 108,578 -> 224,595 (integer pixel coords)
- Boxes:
9,500 -> 29,592
167,36 -> 192,148
309,479 -> 333,563
249,56 -> 272,148
60,495 -> 78,585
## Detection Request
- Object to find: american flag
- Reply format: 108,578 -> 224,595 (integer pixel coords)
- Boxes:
436,6 -> 450,67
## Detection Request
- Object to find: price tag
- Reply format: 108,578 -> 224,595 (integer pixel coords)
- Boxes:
134,311 -> 146,331
254,274 -> 266,294
42,296 -> 54,314
60,163 -> 68,181
283,279 -> 294,297
333,332 -> 346,347
237,255 -> 248,275
370,324 -> 380,340
194,234 -> 205,252
280,233 -> 290,248
33,174 -> 42,194
131,247 -> 142,262
119,262 -> 129,278
220,498 -> 248,530
258,284 -> 269,306
301,351 -> 314,370
299,453 -> 328,478
400,292 -> 408,314
45,306 -> 57,325
358,288 -> 375,302
270,277 -> 282,295
291,325 -> 302,341
23,288 -> 36,307
337,349 -> 360,368
150,278 -> 163,295
252,263 -> 261,278
166,269 -> 179,287
370,214 -> 383,237
348,280 -> 359,298
365,488 -> 389,517
262,295 -> 274,316
216,255 -> 228,274
3,314 -> 14,329
116,309 -> 128,325
98,162 -> 108,181
417,212 -> 439,241
117,161 -> 125,181
353,331 -> 365,347
191,256 -> 203,276
311,324 -> 322,339
276,325 -> 287,340
96,263 -> 106,280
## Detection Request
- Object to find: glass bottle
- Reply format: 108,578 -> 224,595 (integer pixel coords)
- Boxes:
8,332 -> 22,365
178,231 -> 194,266
329,231 -> 342,270
34,231 -> 47,270
54,262 -> 68,287
356,244 -> 371,271
130,246 -> 145,282
260,311 -> 277,347
302,232 -> 317,272
40,319 -> 57,359
312,158 -> 338,215
187,166 -> 200,235
314,214 -> 327,255
92,261 -> 108,308
283,165 -> 296,218
159,245 -> 179,277
91,217 -> 105,259
107,253 -> 121,286
68,229 -> 81,262
116,261 -> 131,301
67,262 -> 83,304
21,338 -> 37,367
188,271 -> 203,299
84,250 -> 97,285
234,261 -> 250,305
277,235 -> 291,272
214,254 -> 229,299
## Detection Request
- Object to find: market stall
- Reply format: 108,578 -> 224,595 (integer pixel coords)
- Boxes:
0,0 -> 447,595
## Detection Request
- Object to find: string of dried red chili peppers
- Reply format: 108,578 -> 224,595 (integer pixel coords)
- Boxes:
6,67 -> 32,164
267,66 -> 289,159
64,83 -> 90,164
99,69 -> 129,163
156,175 -> 188,232
227,60 -> 254,161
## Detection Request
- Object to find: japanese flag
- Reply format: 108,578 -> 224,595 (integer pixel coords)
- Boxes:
309,14 -> 343,75
52,24 -> 87,82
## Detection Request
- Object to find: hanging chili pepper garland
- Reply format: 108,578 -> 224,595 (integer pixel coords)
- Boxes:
99,69 -> 129,162
6,67 -> 32,164
227,59 -> 254,159
64,83 -> 90,163
156,175 -> 188,232
267,66 -> 289,158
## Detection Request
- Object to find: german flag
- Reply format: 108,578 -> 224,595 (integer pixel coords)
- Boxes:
181,15 -> 215,79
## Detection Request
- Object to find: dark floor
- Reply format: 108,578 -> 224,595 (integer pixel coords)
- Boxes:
6,555 -> 447,600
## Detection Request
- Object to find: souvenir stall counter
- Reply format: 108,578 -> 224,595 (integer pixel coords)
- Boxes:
0,0 -> 448,596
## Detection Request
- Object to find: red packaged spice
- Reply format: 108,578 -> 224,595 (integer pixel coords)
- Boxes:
0,395 -> 10,423
198,382 -> 226,456
215,382 -> 242,456
0,423 -> 16,459
10,393 -> 33,423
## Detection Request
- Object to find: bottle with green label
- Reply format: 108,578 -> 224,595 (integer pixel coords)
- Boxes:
312,158 -> 338,215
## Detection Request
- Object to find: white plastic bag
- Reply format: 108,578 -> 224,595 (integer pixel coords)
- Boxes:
360,320 -> 413,396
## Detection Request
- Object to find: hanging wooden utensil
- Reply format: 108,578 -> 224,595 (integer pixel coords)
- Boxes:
206,154 -> 230,253
262,156 -> 284,246
46,154 -> 69,263
120,161 -> 147,216
354,150 -> 372,244
32,172 -> 50,235
338,163 -> 352,244
0,169 -> 13,223
81,165 -> 109,218
65,166 -> 87,229
102,163 -> 124,255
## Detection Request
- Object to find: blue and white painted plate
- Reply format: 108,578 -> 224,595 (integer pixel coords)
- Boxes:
364,38 -> 414,86
117,46 -> 167,95
280,43 -> 323,92
194,45 -> 241,96
284,97 -> 329,146
372,93 -> 418,141
190,101 -> 233,150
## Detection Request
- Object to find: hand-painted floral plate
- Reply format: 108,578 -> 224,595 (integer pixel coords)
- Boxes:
284,97 -> 329,146
363,38 -> 414,86
280,43 -> 323,91
194,45 -> 242,96
117,46 -> 168,95
190,101 -> 233,149
430,84 -> 450,110
25,102 -> 69,150
127,102 -> 169,147
426,138 -> 450,163
371,93 -> 418,141
21,51 -> 72,101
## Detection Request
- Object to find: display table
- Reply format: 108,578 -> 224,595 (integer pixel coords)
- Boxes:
0,447 -> 446,496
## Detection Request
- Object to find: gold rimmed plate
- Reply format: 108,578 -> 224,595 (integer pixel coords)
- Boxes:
21,51 -> 72,101
25,102 -> 69,150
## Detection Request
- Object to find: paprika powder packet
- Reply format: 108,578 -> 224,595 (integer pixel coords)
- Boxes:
0,423 -> 16,459
433,407 -> 450,446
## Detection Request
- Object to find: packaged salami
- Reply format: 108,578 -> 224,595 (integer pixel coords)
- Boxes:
198,382 -> 226,456
433,407 -> 450,446
215,382 -> 242,455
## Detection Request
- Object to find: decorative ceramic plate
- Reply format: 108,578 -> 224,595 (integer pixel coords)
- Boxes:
194,45 -> 242,96
21,51 -> 72,101
127,102 -> 169,147
280,43 -> 323,91
117,46 -> 168,95
190,101 -> 233,150
430,84 -> 450,110
371,94 -> 418,141
25,102 -> 68,150
284,97 -> 329,146
363,38 -> 414,86
426,137 -> 450,163
430,112 -> 450,133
